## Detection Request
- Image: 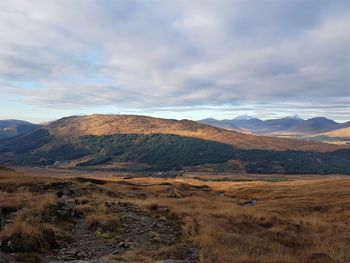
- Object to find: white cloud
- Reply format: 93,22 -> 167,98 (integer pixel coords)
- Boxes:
0,0 -> 349,120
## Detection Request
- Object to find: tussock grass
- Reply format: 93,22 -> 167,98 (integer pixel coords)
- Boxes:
0,191 -> 32,214
0,193 -> 58,253
0,173 -> 61,253
85,214 -> 120,232
0,220 -> 57,252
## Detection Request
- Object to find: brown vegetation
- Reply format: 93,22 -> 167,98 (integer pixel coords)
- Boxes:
117,176 -> 350,263
322,127 -> 350,138
0,189 -> 58,253
0,220 -> 57,252
1,168 -> 350,263
85,214 -> 120,233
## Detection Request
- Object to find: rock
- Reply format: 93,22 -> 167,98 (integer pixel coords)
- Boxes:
112,248 -> 120,255
76,251 -> 87,258
151,222 -> 160,229
118,241 -> 130,248
3,240 -> 14,251
240,199 -> 257,206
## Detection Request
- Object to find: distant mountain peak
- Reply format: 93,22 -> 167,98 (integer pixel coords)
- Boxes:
308,116 -> 336,122
284,115 -> 303,120
200,117 -> 216,121
234,115 -> 256,120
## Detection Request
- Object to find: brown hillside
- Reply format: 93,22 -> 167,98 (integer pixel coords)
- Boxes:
322,127 -> 350,138
46,114 -> 348,152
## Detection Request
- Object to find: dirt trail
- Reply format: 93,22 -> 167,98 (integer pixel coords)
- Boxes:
50,217 -> 116,261
43,183 -> 196,262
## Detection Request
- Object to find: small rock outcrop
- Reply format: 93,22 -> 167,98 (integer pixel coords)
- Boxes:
240,199 -> 257,206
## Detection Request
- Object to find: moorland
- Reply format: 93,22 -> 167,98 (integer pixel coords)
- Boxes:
1,167 -> 350,263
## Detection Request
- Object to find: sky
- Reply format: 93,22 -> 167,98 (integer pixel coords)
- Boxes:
0,0 -> 349,123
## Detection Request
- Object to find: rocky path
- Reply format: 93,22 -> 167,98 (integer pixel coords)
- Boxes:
50,218 -> 116,261
110,202 -> 181,249
1,180 -> 197,263
45,198 -> 195,262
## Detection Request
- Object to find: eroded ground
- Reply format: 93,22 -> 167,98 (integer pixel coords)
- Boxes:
1,169 -> 350,263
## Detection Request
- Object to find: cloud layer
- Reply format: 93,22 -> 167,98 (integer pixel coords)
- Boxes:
0,0 -> 349,120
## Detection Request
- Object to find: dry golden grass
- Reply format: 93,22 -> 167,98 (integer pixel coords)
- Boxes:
85,214 -> 120,232
124,176 -> 350,263
0,171 -> 69,254
0,190 -> 58,253
1,169 -> 350,262
322,127 -> 350,138
0,220 -> 57,252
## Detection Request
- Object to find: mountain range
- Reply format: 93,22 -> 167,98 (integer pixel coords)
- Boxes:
199,116 -> 350,136
0,114 -> 349,174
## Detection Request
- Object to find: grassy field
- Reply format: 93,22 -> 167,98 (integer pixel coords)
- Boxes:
0,168 -> 349,263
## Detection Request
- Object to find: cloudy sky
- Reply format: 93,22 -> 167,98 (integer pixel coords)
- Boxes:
0,0 -> 349,123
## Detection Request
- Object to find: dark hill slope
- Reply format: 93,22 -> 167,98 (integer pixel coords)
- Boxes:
78,134 -> 350,174
0,120 -> 39,139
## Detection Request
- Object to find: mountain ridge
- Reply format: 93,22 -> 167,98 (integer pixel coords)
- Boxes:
199,116 -> 350,135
